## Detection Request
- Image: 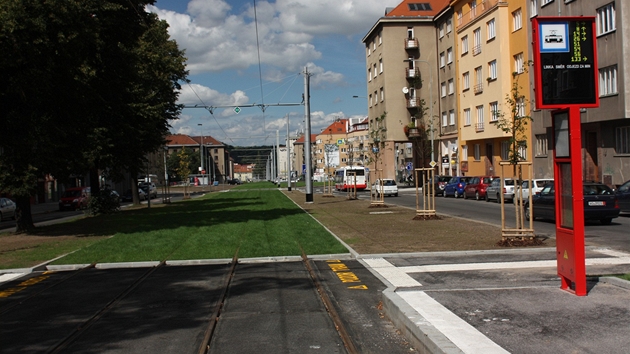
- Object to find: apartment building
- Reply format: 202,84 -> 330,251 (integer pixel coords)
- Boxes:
530,0 -> 629,187
451,0 -> 532,178
363,0 -> 449,180
314,119 -> 348,180
345,116 -> 371,168
166,134 -> 231,183
435,6 -> 459,176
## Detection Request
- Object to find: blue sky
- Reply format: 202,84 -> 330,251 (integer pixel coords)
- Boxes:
151,0 -> 402,146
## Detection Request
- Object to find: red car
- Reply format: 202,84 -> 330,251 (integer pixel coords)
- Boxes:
463,176 -> 498,200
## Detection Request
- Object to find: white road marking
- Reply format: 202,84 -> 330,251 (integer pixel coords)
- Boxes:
398,290 -> 510,354
0,273 -> 25,284
362,258 -> 421,287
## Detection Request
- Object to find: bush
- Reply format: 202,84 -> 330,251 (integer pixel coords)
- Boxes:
87,188 -> 120,215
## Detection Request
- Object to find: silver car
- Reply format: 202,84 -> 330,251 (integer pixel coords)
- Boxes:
0,198 -> 17,221
485,178 -> 516,203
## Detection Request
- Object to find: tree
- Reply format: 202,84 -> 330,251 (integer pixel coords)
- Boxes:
175,148 -> 194,198
0,0 -> 188,232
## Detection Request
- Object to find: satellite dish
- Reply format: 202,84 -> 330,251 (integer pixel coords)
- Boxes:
402,87 -> 409,94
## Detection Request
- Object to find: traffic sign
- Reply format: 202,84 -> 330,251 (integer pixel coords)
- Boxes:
234,107 -> 241,114
429,161 -> 437,167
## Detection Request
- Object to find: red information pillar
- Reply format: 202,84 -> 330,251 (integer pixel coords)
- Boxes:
533,17 -> 598,296
552,107 -> 586,295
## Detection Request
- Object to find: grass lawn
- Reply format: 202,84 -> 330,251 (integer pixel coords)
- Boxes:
0,190 -> 348,269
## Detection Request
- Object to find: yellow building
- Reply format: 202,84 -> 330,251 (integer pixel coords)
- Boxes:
451,0 -> 532,178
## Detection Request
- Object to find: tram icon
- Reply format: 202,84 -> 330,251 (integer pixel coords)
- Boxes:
545,30 -> 563,43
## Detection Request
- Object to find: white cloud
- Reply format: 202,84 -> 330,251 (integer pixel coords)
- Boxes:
149,0 -> 400,76
178,84 -> 249,107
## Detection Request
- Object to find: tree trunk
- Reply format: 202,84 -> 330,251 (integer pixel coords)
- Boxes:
15,195 -> 35,234
129,167 -> 140,204
89,166 -> 100,197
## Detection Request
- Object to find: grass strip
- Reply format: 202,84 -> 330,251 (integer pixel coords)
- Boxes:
51,189 -> 347,265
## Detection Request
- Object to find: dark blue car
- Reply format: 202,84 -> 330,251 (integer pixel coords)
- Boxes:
443,176 -> 473,198
615,180 -> 630,213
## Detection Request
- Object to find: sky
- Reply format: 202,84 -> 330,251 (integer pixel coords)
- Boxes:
150,0 -> 402,146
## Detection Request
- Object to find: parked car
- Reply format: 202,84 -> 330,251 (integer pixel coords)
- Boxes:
371,179 -> 398,197
122,188 -> 147,202
485,178 -> 516,203
463,176 -> 498,200
227,178 -> 242,185
424,175 -> 451,196
58,187 -> 90,211
443,176 -> 473,198
0,198 -> 16,221
513,179 -> 554,204
524,182 -> 620,225
138,182 -> 157,199
615,179 -> 630,213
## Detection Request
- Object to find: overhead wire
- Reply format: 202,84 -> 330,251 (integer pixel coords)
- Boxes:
253,0 -> 268,142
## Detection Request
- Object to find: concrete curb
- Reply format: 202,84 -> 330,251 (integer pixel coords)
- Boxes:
382,288 -> 463,354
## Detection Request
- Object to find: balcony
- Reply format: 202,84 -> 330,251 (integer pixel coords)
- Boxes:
457,0 -> 500,29
475,122 -> 485,132
473,83 -> 483,94
407,97 -> 422,109
406,67 -> 420,79
405,38 -> 419,50
472,44 -> 482,56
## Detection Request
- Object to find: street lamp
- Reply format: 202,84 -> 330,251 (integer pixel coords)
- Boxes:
403,59 -> 435,164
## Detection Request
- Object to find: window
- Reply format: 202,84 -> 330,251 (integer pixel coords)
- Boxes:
519,145 -> 527,161
446,18 -> 452,33
373,63 -> 377,77
369,94 -> 372,107
616,126 -> 630,154
463,71 -> 470,91
473,28 -> 481,55
514,52 -> 524,74
475,66 -> 483,86
597,3 -> 615,35
487,19 -> 496,40
368,68 -> 372,82
447,47 -> 453,64
462,145 -> 468,162
476,105 -> 484,131
379,59 -> 383,74
374,91 -> 378,105
457,9 -> 463,25
449,110 -> 455,126
439,23 -> 445,38
441,82 -> 447,97
512,8 -> 522,31
490,101 -> 499,122
380,87 -> 384,102
379,31 -> 382,45
461,35 -> 469,55
488,60 -> 497,80
448,79 -> 454,95
442,111 -> 448,127
517,97 -> 525,117
536,134 -> 548,156
501,141 -> 510,160
471,0 -> 477,17
464,108 -> 471,126
474,144 -> 481,161
541,0 -> 553,6
530,0 -> 538,17
440,52 -> 445,68
599,65 -> 618,96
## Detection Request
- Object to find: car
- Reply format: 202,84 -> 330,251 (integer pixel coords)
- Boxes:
524,182 -> 620,225
228,178 -> 242,185
513,179 -> 554,204
463,176 -> 498,200
122,188 -> 147,202
485,178 -> 516,203
615,180 -> 630,213
58,187 -> 90,211
371,179 -> 398,197
423,175 -> 451,196
0,198 -> 17,221
138,182 -> 157,199
443,176 -> 473,198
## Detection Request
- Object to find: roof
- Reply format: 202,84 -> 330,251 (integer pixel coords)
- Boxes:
320,119 -> 348,136
190,135 -> 223,146
166,134 -> 224,147
362,0 -> 449,42
385,0 -> 449,18
294,134 -> 317,145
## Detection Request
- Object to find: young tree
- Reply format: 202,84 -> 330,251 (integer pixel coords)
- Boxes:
175,147 -> 194,198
